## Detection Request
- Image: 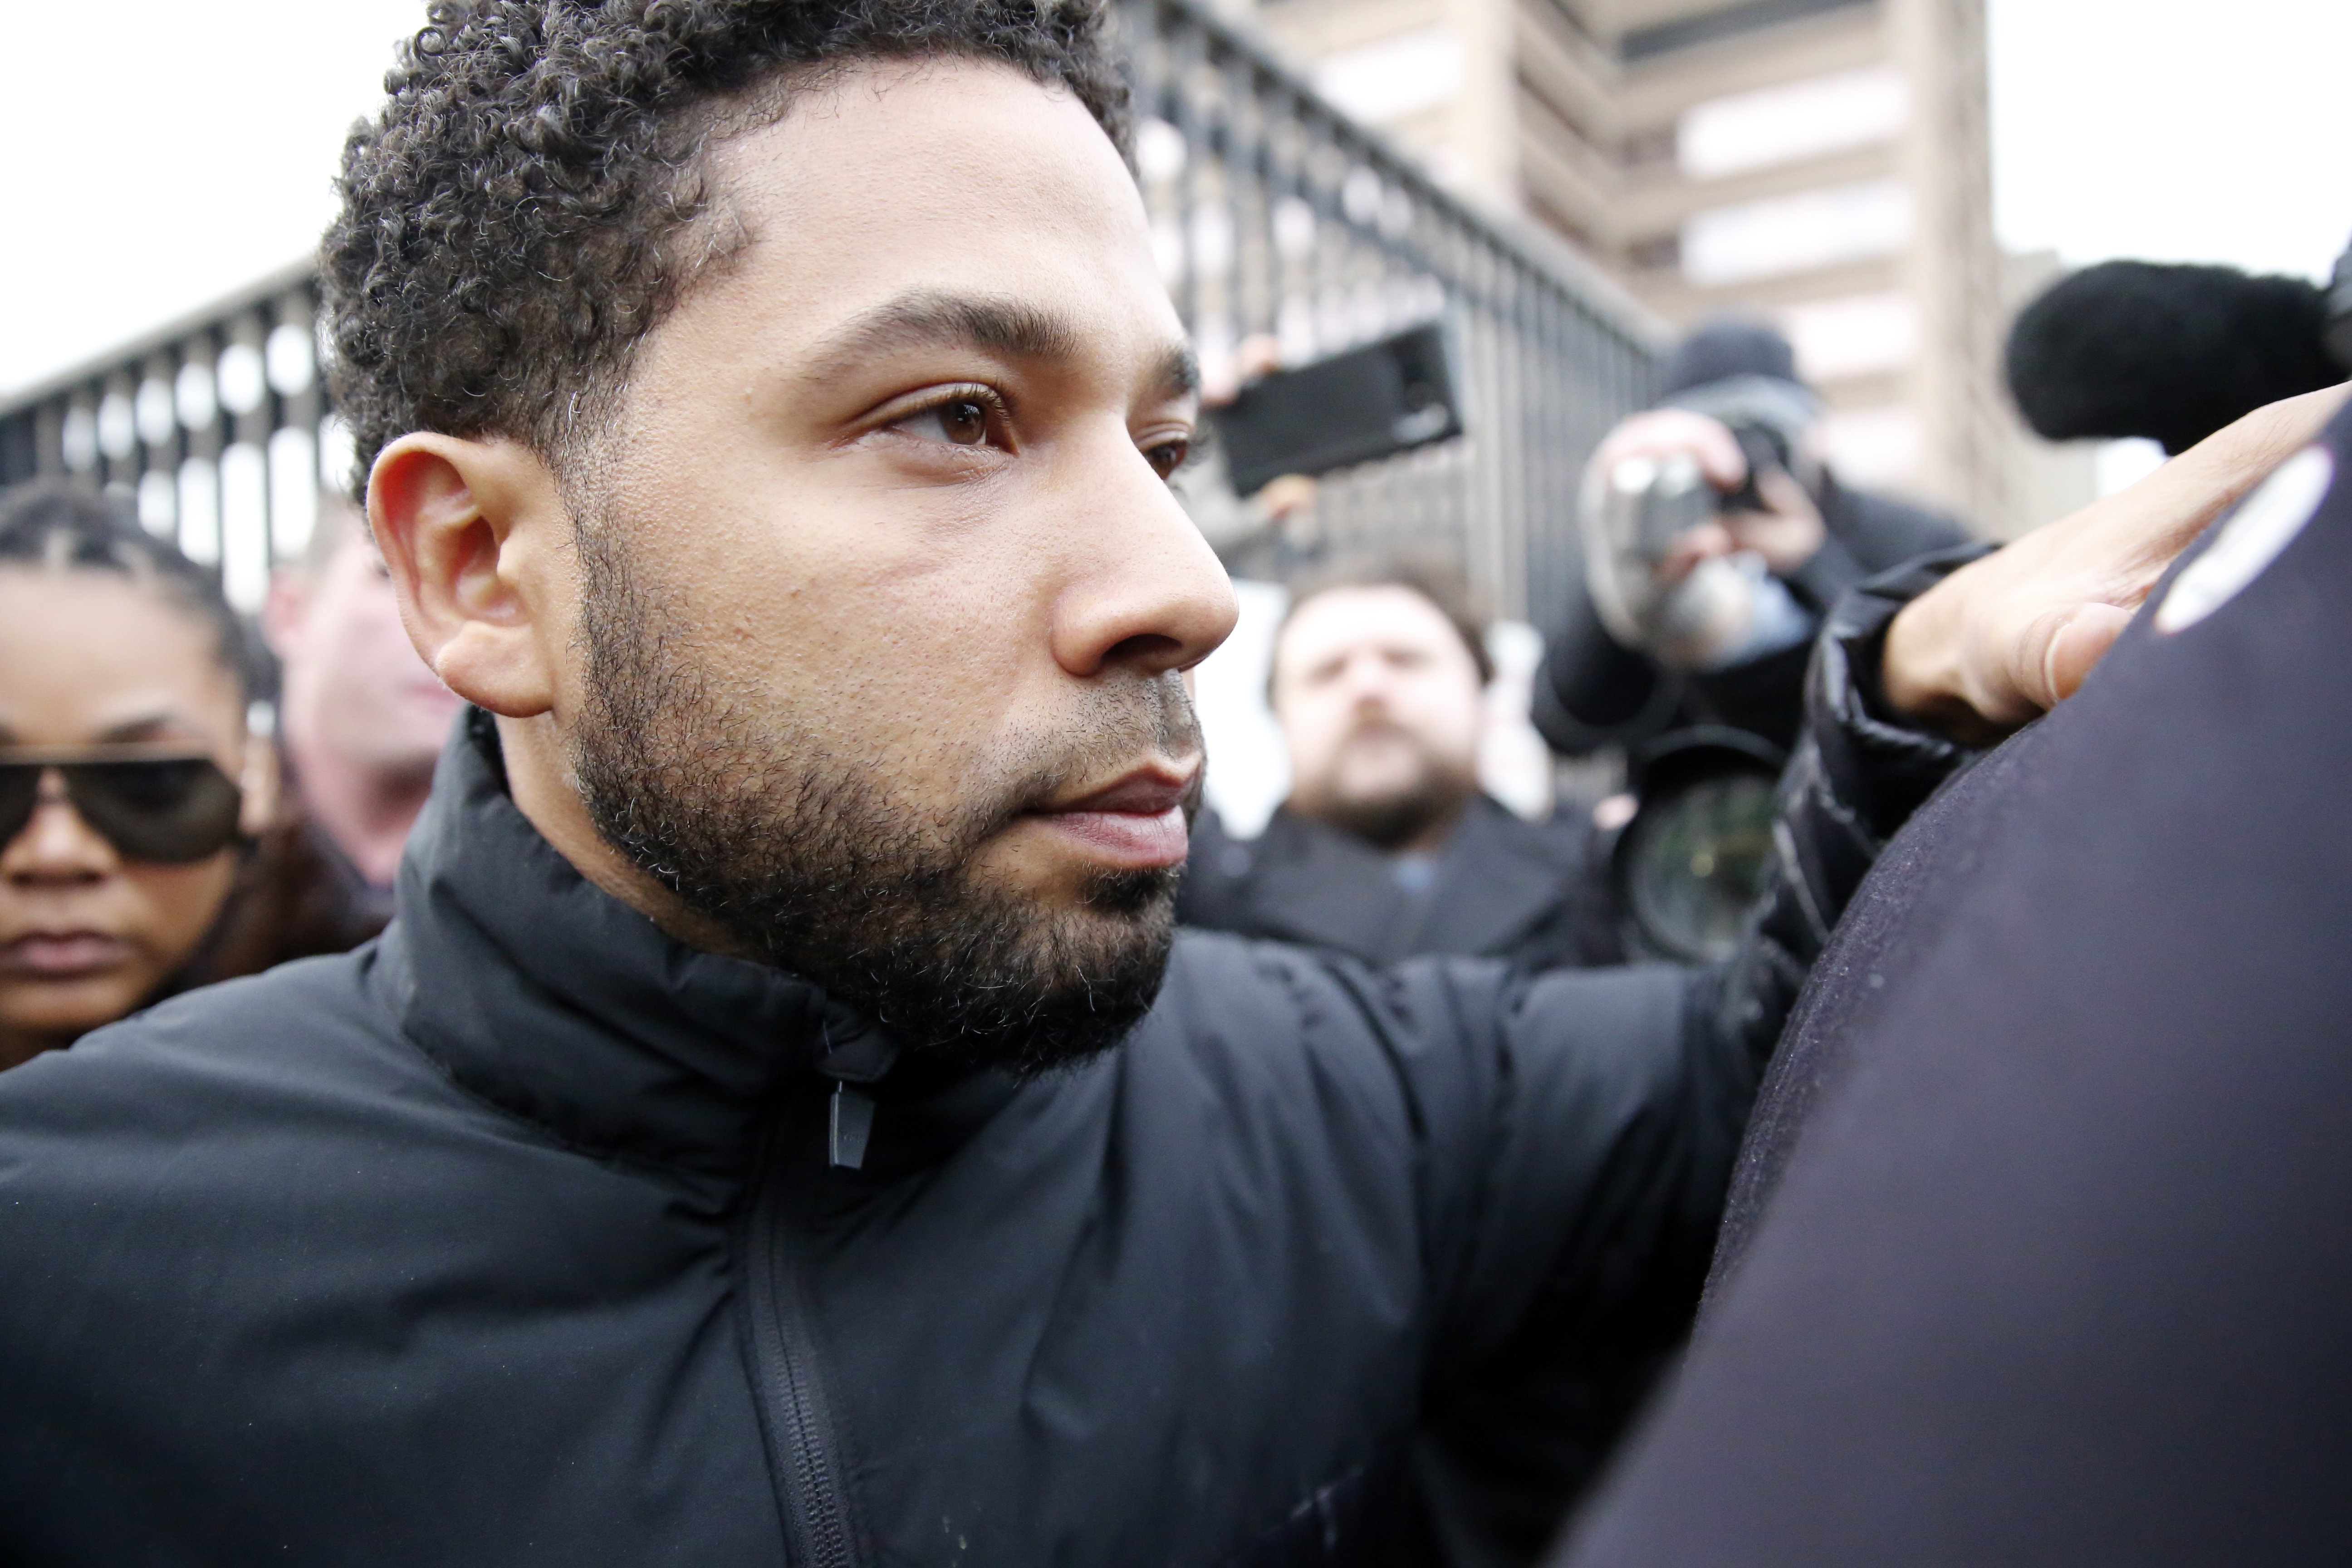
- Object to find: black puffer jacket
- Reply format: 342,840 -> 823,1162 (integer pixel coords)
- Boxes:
0,581 -> 1953,1566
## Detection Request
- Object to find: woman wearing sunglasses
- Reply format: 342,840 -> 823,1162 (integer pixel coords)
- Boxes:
0,483 -> 272,1071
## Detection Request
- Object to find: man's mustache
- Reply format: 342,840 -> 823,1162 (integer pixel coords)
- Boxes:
1340,715 -> 1428,751
960,676 -> 1206,846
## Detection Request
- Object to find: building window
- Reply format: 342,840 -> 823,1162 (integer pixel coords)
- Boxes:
1817,404 -> 1922,489
1678,65 -> 1908,181
1310,25 -> 1465,126
1619,126 -> 1680,170
1626,232 -> 1683,272
1777,291 -> 1918,381
1681,179 -> 1911,287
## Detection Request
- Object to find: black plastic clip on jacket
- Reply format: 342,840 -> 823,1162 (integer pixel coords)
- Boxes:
814,1005 -> 900,1171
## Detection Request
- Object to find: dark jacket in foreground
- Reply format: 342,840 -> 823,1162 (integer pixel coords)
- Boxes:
1178,794 -> 1622,971
1558,412 -> 2352,1566
0,592 -> 1949,1567
1533,473 -> 1970,758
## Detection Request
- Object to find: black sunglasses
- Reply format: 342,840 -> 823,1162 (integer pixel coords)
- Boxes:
0,746 -> 245,866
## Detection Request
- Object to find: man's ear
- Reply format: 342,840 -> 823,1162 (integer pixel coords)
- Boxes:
368,435 -> 564,720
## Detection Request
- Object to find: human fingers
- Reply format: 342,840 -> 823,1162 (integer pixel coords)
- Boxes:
1592,410 -> 1747,490
1201,334 -> 1286,410
2039,602 -> 2135,707
1721,469 -> 1826,573
1256,474 -> 1318,523
1234,334 -> 1284,382
2042,381 -> 2352,606
1883,382 -> 2352,740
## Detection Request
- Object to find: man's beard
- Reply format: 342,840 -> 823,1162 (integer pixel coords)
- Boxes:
565,524 -> 1198,1079
1305,722 -> 1475,851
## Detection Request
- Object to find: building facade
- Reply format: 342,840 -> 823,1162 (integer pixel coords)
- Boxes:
1235,0 -> 2085,535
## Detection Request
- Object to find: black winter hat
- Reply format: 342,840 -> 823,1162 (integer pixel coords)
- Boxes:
1661,317 -> 1801,398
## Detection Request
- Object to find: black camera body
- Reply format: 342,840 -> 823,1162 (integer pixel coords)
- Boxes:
1716,420 -> 1791,513
1608,727 -> 1788,964
1618,384 -> 1810,564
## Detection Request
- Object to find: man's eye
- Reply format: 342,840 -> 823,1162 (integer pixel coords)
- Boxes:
1144,438 -> 1190,481
896,395 -> 996,448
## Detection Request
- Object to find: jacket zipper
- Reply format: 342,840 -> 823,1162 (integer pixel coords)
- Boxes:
746,1115 -> 866,1568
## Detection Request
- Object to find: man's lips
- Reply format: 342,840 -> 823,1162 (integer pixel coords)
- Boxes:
1026,765 -> 1197,871
0,931 -> 133,980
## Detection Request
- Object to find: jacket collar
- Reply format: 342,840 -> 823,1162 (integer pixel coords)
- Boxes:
377,710 -> 936,1185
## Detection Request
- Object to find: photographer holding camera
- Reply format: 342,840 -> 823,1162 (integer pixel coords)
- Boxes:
1534,319 -> 1972,761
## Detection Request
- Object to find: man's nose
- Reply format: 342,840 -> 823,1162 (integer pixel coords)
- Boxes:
1343,654 -> 1400,706
1046,436 -> 1239,681
2,774 -> 118,884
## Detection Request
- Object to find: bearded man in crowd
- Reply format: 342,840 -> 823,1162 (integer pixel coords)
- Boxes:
0,4 -> 2299,1566
1181,560 -> 1619,970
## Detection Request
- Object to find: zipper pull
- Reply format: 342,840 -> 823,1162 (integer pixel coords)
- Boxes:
813,1000 -> 896,1171
828,1083 -> 876,1170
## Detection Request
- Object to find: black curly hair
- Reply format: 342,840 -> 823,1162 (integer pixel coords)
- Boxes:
322,0 -> 1132,499
0,482 -> 260,708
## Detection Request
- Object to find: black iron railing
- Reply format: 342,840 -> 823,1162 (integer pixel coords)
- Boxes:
1118,0 -> 1659,622
0,0 -> 1658,623
0,261 -> 333,612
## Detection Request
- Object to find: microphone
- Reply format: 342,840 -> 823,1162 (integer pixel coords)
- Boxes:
2006,257 -> 2349,456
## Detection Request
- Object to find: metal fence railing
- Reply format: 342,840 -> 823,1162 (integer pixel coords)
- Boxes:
0,0 -> 1659,625
0,261 -> 337,613
1117,0 -> 1661,623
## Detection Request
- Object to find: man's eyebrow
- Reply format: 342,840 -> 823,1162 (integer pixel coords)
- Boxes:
804,292 -> 1080,382
803,289 -> 1200,403
1152,342 -> 1201,403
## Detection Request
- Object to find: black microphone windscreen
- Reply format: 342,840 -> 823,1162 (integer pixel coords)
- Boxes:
2005,260 -> 2340,455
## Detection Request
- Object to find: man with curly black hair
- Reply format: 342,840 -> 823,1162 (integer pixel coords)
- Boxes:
0,4 -> 2305,1565
325,0 -> 1183,1078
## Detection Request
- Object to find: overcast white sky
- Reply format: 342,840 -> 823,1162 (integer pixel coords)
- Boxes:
2,0 -> 2347,397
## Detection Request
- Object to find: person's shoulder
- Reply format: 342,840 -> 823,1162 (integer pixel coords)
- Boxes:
1155,927 -> 1676,1113
0,946 -> 444,1164
1167,921 -> 1510,1007
1155,928 -> 1496,1079
1160,925 -> 1674,1057
1161,926 -> 1388,1036
1137,933 -> 1533,1215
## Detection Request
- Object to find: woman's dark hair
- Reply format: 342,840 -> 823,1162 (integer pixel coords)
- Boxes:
0,482 -> 260,708
323,0 -> 1131,497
